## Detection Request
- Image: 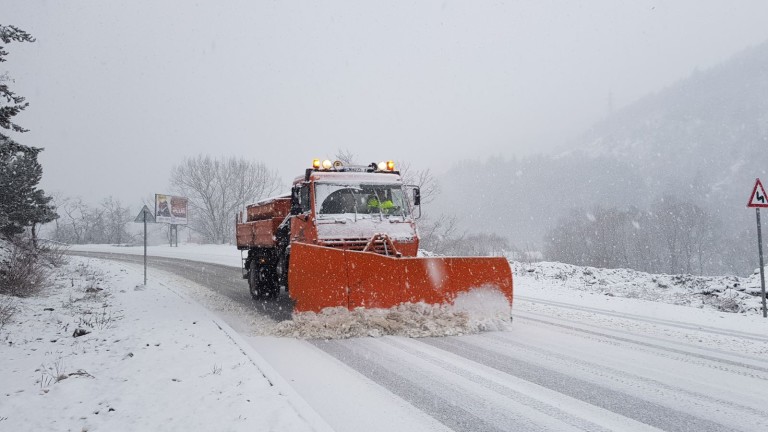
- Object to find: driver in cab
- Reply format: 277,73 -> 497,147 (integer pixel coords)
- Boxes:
367,194 -> 395,213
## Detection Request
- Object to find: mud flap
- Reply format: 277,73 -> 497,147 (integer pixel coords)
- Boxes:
288,243 -> 513,313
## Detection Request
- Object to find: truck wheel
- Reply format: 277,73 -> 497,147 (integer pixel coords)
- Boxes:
250,265 -> 279,301
248,268 -> 264,300
266,281 -> 280,299
263,268 -> 280,299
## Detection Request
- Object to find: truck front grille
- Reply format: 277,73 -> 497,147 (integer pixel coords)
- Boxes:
319,237 -> 369,251
320,236 -> 400,256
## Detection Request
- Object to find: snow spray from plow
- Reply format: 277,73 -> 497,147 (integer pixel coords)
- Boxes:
274,287 -> 513,339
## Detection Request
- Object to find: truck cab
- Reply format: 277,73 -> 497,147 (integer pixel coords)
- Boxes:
290,163 -> 420,257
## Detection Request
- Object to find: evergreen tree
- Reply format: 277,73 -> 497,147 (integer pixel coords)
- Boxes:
1,24 -> 35,138
0,25 -> 57,243
0,137 -> 57,240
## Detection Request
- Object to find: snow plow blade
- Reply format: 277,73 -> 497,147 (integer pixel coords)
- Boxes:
288,243 -> 513,313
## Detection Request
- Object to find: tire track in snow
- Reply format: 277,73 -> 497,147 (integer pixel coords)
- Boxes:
515,312 -> 768,377
311,339 -> 536,432
421,337 -> 735,432
376,337 -> 636,432
478,332 -> 768,422
516,295 -> 768,343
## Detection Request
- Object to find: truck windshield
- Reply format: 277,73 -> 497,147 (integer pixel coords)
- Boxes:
315,183 -> 410,218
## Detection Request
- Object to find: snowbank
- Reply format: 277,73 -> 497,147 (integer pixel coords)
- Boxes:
0,257 -> 322,432
513,260 -> 767,314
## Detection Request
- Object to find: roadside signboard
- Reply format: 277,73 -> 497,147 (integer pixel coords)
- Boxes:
155,194 -> 188,225
170,196 -> 188,224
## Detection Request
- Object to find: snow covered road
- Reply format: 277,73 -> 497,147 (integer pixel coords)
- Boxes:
67,249 -> 768,431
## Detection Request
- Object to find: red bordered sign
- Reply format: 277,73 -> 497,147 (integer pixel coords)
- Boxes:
748,178 -> 768,208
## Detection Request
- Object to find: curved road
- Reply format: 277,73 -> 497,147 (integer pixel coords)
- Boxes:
70,251 -> 768,432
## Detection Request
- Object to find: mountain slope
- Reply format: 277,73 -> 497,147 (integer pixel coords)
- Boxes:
432,40 -> 768,274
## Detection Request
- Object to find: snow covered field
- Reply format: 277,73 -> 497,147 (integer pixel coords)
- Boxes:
0,257 -> 330,432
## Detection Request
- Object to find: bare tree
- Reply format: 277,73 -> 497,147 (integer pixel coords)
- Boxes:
397,161 -> 440,205
334,148 -> 356,165
101,196 -> 133,244
455,232 -> 511,257
170,155 -> 281,244
49,197 -> 108,244
545,197 -> 719,275
653,196 -> 716,274
418,214 -> 464,255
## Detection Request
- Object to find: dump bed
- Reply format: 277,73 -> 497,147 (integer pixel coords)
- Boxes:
246,196 -> 290,221
236,195 -> 290,250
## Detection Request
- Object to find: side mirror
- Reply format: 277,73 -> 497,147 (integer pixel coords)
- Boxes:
290,185 -> 302,215
413,188 -> 421,206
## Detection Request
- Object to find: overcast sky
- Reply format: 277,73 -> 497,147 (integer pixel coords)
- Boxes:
4,0 -> 768,205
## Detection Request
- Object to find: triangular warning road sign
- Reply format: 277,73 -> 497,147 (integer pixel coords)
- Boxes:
748,178 -> 768,208
134,205 -> 156,223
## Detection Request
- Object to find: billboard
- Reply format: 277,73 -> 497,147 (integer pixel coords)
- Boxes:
155,194 -> 188,225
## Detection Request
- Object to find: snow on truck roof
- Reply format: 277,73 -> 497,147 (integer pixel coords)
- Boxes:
295,171 -> 403,184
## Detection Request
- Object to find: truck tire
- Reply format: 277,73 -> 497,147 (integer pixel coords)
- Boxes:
263,266 -> 280,299
248,267 -> 264,300
249,265 -> 279,301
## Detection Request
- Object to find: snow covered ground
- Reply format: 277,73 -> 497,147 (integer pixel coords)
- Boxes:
0,256 -> 330,432
41,243 -> 768,431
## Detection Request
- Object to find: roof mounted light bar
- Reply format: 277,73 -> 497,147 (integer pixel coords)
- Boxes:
308,159 -> 397,173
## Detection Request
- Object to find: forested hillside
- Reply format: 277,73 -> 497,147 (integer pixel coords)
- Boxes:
434,41 -> 768,275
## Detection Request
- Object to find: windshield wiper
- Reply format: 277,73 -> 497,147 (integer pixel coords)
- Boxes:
374,190 -> 384,221
351,189 -> 359,221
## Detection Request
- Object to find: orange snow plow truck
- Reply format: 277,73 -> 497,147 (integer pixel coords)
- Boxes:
235,159 -> 513,313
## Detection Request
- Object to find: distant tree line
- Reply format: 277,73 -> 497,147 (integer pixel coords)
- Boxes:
544,195 -> 722,275
418,214 -> 512,257
48,196 -> 134,245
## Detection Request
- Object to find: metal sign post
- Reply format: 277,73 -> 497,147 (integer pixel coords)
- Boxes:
144,210 -> 148,285
134,205 -> 156,286
747,178 -> 768,318
169,224 -> 179,247
757,208 -> 767,318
